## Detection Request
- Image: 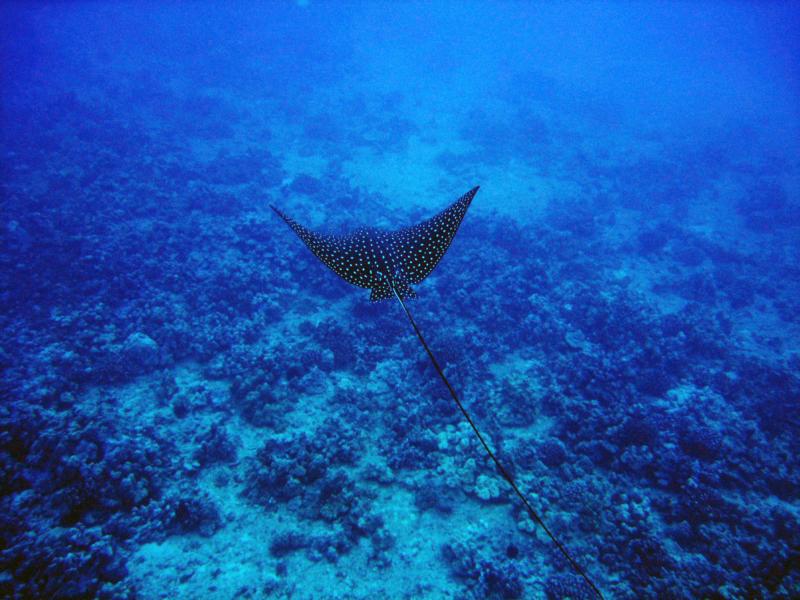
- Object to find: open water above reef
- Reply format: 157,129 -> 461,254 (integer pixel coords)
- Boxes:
1,2 -> 799,598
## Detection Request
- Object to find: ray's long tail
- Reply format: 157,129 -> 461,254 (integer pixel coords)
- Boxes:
392,287 -> 604,600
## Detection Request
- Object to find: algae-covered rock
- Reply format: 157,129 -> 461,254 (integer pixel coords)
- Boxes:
121,332 -> 160,374
474,474 -> 502,502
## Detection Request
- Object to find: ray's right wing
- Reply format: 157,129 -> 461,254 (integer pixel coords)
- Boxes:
390,186 -> 479,285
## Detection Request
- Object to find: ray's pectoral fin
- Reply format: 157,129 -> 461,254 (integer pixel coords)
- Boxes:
371,279 -> 416,303
370,282 -> 394,302
393,281 -> 417,301
271,205 -> 373,290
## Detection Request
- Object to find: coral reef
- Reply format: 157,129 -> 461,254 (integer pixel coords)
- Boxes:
1,3 -> 798,598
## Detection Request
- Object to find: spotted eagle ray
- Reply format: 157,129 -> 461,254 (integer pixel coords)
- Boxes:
272,186 -> 603,598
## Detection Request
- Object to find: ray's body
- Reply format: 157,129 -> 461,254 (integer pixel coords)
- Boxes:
272,187 -> 475,301
272,187 -> 604,599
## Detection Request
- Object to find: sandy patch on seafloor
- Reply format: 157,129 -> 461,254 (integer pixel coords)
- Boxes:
120,356 -> 545,599
127,475 -> 534,600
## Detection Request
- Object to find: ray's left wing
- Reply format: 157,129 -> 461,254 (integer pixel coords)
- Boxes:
271,206 -> 374,289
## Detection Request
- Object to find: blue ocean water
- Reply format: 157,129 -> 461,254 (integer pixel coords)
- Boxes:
1,2 -> 799,598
